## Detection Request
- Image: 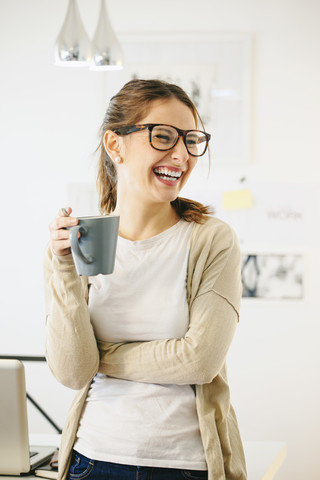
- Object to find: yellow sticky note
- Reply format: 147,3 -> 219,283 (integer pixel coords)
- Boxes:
222,189 -> 253,210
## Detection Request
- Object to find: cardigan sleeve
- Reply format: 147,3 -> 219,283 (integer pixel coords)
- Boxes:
98,291 -> 237,385
98,221 -> 241,385
44,244 -> 99,390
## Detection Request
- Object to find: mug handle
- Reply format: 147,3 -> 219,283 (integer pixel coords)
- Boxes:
69,225 -> 93,264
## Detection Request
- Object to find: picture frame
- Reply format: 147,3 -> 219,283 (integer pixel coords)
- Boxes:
241,253 -> 304,300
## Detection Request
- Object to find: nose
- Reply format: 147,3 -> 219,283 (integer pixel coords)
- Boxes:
170,136 -> 189,163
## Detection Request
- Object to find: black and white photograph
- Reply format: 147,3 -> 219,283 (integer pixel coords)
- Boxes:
241,254 -> 304,299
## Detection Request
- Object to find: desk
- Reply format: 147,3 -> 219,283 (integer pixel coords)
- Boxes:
0,435 -> 286,479
245,441 -> 286,480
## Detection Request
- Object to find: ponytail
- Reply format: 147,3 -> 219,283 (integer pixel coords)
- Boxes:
171,197 -> 213,223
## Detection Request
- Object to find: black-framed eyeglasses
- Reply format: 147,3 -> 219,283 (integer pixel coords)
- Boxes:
113,123 -> 211,157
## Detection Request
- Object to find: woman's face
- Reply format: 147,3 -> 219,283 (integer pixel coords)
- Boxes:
116,97 -> 198,206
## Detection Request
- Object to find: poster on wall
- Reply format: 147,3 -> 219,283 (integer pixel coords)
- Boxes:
241,253 -> 304,299
120,32 -> 252,169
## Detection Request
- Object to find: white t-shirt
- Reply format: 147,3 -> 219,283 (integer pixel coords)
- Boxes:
74,219 -> 207,470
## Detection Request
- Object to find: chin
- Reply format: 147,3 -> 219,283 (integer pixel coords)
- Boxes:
158,190 -> 181,204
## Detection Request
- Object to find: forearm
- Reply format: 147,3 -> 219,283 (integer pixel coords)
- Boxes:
98,291 -> 237,385
45,248 -> 99,389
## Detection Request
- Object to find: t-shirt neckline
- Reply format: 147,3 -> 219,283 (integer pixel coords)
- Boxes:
117,218 -> 190,249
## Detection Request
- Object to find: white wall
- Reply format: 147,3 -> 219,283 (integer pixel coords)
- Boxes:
0,1 -> 319,479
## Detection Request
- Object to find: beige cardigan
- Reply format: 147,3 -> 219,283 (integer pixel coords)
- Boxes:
44,216 -> 247,480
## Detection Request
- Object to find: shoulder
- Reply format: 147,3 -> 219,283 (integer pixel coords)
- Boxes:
187,216 -> 242,306
190,216 -> 238,251
188,216 -> 241,282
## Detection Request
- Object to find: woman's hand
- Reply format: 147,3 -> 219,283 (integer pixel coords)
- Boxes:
49,207 -> 79,256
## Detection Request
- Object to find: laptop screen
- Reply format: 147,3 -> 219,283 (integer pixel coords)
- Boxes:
0,359 -> 55,475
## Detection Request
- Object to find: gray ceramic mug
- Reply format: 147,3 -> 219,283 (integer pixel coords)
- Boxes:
69,215 -> 119,276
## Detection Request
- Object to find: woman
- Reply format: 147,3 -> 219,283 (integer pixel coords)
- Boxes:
45,79 -> 247,480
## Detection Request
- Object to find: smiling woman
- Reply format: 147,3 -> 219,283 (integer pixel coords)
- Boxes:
44,78 -> 247,480
97,79 -> 212,228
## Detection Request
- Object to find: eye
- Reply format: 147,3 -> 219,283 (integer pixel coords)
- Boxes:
186,134 -> 200,146
155,133 -> 171,143
152,126 -> 176,145
186,133 -> 206,146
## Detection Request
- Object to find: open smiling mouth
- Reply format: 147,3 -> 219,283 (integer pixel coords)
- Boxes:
153,167 -> 183,182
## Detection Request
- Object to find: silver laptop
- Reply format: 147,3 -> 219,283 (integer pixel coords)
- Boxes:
0,359 -> 56,475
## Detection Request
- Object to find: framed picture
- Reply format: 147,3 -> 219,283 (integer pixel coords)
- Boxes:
119,32 -> 252,168
241,253 -> 304,299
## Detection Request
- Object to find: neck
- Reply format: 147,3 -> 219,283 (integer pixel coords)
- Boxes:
114,200 -> 180,241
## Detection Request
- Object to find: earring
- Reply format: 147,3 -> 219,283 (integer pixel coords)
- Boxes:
114,156 -> 120,164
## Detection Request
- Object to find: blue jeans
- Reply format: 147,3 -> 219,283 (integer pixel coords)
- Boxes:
67,451 -> 208,480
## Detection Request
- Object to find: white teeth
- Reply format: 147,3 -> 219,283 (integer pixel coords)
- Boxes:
154,167 -> 182,179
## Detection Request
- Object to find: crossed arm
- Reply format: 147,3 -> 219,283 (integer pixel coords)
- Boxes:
98,290 -> 238,385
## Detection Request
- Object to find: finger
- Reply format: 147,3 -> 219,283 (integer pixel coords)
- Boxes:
51,215 -> 78,231
51,239 -> 71,252
52,247 -> 71,257
59,206 -> 72,217
51,227 -> 70,241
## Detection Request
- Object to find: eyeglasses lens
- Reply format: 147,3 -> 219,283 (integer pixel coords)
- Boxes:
151,125 -> 207,156
185,132 -> 208,157
151,126 -> 177,150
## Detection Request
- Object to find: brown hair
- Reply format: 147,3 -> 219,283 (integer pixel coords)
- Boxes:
97,78 -> 212,223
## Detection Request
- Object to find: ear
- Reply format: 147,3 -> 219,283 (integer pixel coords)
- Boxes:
103,130 -> 122,159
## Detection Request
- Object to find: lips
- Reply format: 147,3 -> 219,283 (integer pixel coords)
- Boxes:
153,167 -> 183,182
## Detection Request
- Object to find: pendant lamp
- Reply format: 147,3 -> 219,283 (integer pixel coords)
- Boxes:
54,0 -> 91,67
90,0 -> 123,70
